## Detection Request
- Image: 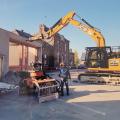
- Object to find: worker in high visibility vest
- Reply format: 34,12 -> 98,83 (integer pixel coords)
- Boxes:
59,63 -> 71,96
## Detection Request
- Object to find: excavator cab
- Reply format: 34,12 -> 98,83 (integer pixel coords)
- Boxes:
85,46 -> 120,69
85,47 -> 112,68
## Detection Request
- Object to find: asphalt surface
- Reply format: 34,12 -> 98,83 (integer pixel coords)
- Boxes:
0,70 -> 120,120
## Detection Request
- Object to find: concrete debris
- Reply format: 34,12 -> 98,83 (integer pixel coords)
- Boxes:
0,82 -> 16,94
0,71 -> 21,94
1,71 -> 21,85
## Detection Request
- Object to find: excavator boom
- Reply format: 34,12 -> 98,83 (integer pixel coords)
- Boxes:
30,11 -> 105,47
46,11 -> 75,38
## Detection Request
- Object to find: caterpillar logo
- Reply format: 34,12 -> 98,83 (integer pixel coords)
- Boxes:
109,60 -> 119,66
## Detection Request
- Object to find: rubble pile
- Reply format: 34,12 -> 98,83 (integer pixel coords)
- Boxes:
0,71 -> 29,94
0,82 -> 16,94
1,71 -> 21,85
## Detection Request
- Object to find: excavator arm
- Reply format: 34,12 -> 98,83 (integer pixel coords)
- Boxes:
44,11 -> 75,38
69,18 -> 105,47
29,11 -> 75,41
30,11 -> 105,47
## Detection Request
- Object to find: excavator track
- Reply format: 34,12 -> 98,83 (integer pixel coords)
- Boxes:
78,73 -> 120,85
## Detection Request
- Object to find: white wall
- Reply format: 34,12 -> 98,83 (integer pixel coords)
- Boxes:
0,28 -> 9,75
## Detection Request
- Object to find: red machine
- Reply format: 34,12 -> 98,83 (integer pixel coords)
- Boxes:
19,61 -> 59,103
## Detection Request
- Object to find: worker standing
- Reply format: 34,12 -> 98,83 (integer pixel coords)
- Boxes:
59,63 -> 71,96
33,58 -> 42,71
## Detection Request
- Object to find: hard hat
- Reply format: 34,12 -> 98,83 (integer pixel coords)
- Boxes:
60,62 -> 64,66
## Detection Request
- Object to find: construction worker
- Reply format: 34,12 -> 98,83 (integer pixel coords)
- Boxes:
33,58 -> 42,71
59,63 -> 71,96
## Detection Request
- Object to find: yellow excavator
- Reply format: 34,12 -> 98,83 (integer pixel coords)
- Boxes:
30,11 -> 120,85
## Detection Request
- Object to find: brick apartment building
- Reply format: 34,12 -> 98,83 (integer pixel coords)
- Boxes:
33,25 -> 70,69
34,33 -> 70,69
54,33 -> 70,67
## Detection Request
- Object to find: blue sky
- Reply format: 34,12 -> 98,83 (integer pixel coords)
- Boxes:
0,0 -> 120,54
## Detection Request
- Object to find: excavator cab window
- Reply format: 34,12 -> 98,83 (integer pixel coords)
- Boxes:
111,46 -> 120,58
85,47 -> 112,68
